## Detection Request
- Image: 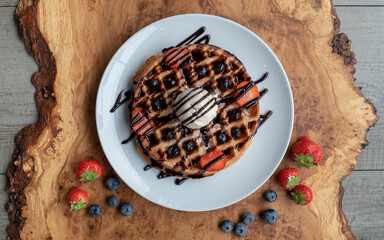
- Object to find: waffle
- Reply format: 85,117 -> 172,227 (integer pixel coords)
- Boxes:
130,44 -> 261,178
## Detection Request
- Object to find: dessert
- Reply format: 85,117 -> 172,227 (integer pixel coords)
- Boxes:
129,43 -> 268,179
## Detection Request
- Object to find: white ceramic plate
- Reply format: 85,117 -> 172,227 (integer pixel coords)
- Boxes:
96,14 -> 293,212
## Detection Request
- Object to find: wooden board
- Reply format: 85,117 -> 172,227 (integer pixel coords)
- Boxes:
6,0 -> 378,239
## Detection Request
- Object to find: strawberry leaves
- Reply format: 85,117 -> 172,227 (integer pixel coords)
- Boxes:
292,153 -> 319,169
79,170 -> 100,183
70,199 -> 88,211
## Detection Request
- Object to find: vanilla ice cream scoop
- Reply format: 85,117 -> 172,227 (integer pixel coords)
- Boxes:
173,88 -> 218,129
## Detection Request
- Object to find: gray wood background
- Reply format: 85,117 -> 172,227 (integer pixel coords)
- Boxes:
0,0 -> 383,239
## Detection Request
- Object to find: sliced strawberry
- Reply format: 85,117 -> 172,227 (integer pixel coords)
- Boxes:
200,150 -> 227,172
131,108 -> 154,135
234,81 -> 259,107
164,47 -> 192,68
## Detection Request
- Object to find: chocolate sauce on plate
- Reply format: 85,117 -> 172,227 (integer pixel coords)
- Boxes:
175,178 -> 188,185
110,89 -> 132,112
121,132 -> 136,144
144,164 -> 152,171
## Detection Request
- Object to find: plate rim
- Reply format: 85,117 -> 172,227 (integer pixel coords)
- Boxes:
96,13 -> 294,212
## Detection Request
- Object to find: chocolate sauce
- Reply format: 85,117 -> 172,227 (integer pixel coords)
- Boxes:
150,158 -> 163,169
175,178 -> 188,185
166,169 -> 184,177
121,132 -> 136,144
190,157 -> 200,167
110,89 -> 132,112
202,153 -> 226,172
157,172 -> 171,179
219,96 -> 235,104
174,88 -> 203,112
183,98 -> 217,126
252,111 -> 273,136
235,81 -> 255,101
194,35 -> 211,44
243,88 -> 268,109
179,92 -> 211,118
144,164 -> 152,171
176,27 -> 210,46
156,113 -> 177,125
254,72 -> 269,84
131,112 -> 143,127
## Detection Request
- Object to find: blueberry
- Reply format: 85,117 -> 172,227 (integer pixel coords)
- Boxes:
119,203 -> 134,216
241,212 -> 255,225
180,126 -> 192,136
88,205 -> 102,218
195,66 -> 208,78
183,140 -> 196,154
219,220 -> 234,233
106,196 -> 119,208
202,84 -> 214,93
236,74 -> 245,83
167,145 -> 180,158
231,127 -> 243,139
213,61 -> 225,73
264,190 -> 277,202
164,76 -> 177,89
151,98 -> 166,111
146,79 -> 160,93
162,128 -> 175,141
106,176 -> 120,191
262,209 -> 279,224
218,77 -> 233,91
216,132 -> 228,144
192,52 -> 204,61
228,109 -> 242,122
234,222 -> 248,237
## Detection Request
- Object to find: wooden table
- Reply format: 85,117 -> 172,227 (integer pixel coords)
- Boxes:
0,0 -> 383,239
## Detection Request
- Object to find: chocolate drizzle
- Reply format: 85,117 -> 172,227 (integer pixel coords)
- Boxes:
121,132 -> 136,144
252,111 -> 273,136
144,164 -> 152,171
243,88 -> 268,109
254,72 -> 269,84
157,172 -> 171,179
110,89 -> 132,112
175,178 -> 188,185
176,27 -> 210,46
202,153 -> 226,172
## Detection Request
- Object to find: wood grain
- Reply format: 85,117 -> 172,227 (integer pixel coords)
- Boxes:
4,0 -> 379,239
337,7 -> 384,170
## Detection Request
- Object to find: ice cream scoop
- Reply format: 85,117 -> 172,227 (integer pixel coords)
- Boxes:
173,88 -> 218,129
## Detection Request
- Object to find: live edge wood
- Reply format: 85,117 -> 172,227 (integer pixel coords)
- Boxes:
6,0 -> 378,239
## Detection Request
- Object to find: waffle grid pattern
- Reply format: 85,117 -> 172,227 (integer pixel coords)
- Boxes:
131,44 -> 260,177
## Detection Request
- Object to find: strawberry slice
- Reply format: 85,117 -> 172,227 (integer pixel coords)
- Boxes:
200,150 -> 227,172
234,81 -> 259,107
131,108 -> 155,135
164,47 -> 192,68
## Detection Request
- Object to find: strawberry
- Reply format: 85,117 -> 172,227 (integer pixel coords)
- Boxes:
131,108 -> 155,136
290,184 -> 313,205
291,136 -> 323,168
278,168 -> 301,190
67,187 -> 89,211
200,150 -> 227,172
76,159 -> 103,182
234,81 -> 259,108
164,47 -> 192,68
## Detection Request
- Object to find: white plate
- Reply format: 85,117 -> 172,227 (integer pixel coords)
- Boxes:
96,14 -> 293,212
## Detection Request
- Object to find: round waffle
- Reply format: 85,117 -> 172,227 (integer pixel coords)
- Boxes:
130,44 -> 261,178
